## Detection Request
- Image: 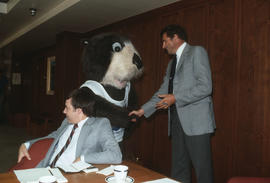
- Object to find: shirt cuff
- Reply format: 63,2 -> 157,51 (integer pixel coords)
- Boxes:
24,142 -> 30,149
80,155 -> 85,162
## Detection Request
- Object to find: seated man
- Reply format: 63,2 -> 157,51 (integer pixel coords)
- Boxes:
17,88 -> 122,168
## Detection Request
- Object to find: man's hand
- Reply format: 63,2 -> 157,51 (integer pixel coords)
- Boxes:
128,109 -> 145,122
73,157 -> 81,163
18,144 -> 31,163
156,94 -> 176,109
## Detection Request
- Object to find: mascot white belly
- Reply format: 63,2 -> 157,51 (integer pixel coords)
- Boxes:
81,80 -> 130,142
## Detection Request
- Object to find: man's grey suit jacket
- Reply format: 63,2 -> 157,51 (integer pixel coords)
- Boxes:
27,117 -> 122,167
142,43 -> 216,136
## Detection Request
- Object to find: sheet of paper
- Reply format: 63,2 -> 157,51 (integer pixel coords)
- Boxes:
14,168 -> 52,183
14,167 -> 68,183
71,161 -> 92,171
96,165 -> 114,175
58,164 -> 79,173
82,166 -> 99,173
49,167 -> 68,183
142,178 -> 180,183
58,161 -> 94,173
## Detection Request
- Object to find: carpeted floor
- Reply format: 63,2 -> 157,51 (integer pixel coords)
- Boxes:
0,123 -> 31,173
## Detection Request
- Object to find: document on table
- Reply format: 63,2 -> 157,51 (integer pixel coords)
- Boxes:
96,165 -> 114,175
58,161 -> 98,173
142,178 -> 180,183
14,167 -> 67,183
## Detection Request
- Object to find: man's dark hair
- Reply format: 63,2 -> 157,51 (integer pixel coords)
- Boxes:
160,24 -> 188,41
68,88 -> 95,117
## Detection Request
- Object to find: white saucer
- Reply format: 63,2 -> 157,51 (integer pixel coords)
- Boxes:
105,175 -> 134,183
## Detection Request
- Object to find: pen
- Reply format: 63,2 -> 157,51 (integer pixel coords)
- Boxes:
49,169 -> 53,176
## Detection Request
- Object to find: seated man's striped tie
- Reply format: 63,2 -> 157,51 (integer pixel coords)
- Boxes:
50,124 -> 78,167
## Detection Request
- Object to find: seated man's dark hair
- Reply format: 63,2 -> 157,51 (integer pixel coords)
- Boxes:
160,24 -> 188,42
68,88 -> 95,117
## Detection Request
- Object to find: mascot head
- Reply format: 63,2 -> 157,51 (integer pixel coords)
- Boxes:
82,33 -> 143,89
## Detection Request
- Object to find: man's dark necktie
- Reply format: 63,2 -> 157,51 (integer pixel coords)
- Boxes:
168,55 -> 177,94
168,55 -> 177,137
50,124 -> 78,167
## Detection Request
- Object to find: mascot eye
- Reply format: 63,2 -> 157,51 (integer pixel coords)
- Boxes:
112,42 -> 122,52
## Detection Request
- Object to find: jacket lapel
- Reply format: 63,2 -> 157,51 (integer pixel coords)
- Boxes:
49,121 -> 70,150
76,118 -> 94,155
176,43 -> 190,73
42,120 -> 70,166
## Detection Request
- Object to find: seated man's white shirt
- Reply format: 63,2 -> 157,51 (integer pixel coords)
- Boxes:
49,118 -> 88,168
25,118 -> 88,167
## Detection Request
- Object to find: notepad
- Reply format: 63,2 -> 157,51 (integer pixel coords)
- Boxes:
14,167 -> 68,183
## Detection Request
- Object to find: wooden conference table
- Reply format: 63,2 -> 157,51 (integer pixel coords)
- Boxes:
0,161 -> 172,183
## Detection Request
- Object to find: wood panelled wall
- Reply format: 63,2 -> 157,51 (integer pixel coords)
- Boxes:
12,0 -> 270,182
13,32 -> 82,123
235,0 -> 270,176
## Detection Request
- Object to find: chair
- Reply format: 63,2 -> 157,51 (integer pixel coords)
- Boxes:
9,138 -> 54,171
228,177 -> 270,183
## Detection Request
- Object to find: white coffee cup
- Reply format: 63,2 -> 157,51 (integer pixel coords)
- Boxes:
114,165 -> 128,183
39,175 -> 57,183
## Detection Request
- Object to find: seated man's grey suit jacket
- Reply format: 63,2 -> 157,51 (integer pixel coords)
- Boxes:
27,117 -> 122,167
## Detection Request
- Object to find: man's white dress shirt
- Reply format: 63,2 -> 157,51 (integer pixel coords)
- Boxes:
25,117 -> 88,168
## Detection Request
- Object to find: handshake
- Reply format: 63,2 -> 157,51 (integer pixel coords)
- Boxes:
128,108 -> 144,122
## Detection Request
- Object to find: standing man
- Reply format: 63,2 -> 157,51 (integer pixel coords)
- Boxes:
18,88 -> 122,168
129,24 -> 216,183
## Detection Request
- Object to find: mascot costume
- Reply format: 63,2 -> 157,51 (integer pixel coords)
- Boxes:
80,33 -> 143,145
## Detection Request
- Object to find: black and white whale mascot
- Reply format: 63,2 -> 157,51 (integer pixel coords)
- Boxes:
80,33 -> 143,144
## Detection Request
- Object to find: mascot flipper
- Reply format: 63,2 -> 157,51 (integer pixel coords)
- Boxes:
80,84 -> 131,128
81,33 -> 143,143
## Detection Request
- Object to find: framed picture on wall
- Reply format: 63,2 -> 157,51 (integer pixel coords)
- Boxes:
46,56 -> 56,95
12,73 -> 21,85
